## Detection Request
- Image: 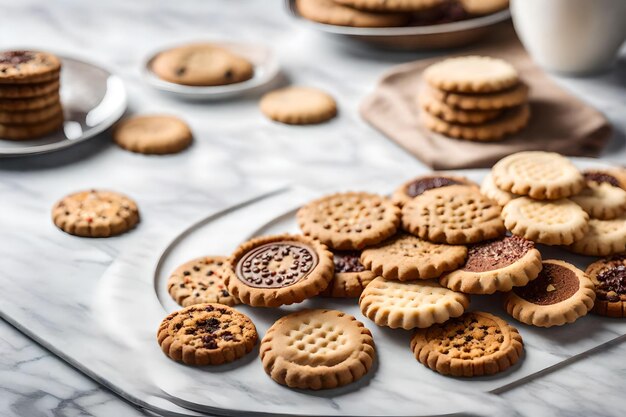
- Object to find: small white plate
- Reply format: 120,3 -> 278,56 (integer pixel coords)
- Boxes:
0,56 -> 127,157
142,41 -> 280,100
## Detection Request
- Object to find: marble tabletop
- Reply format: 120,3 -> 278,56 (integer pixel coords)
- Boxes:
0,1 -> 625,416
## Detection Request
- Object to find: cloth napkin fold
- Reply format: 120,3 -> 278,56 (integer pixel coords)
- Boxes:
360,28 -> 612,170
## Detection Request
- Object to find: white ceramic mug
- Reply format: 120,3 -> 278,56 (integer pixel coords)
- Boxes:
510,0 -> 626,75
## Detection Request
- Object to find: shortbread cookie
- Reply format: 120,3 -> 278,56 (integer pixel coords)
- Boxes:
260,309 -> 375,390
296,0 -> 410,27
0,79 -> 60,99
297,192 -> 400,250
0,102 -> 62,124
424,56 -> 519,94
492,151 -> 584,200
459,0 -> 509,15
0,92 -> 59,111
224,234 -> 334,307
502,197 -> 588,246
402,185 -> 505,244
333,0 -> 443,12
359,277 -> 469,329
504,260 -> 595,327
480,172 -> 518,207
157,303 -> 257,366
410,311 -> 523,377
570,170 -> 626,220
0,112 -> 63,140
421,104 -> 530,141
0,50 -> 61,84
567,215 -> 626,256
361,234 -> 467,280
586,256 -> 626,317
260,87 -> 337,125
151,43 -> 253,86
440,236 -> 542,294
52,190 -> 140,237
113,115 -> 193,155
319,251 -> 376,298
167,256 -> 239,307
429,82 -> 529,111
418,88 -> 501,125
392,173 -> 477,206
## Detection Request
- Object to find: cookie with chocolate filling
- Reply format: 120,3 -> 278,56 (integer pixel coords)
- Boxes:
0,50 -> 61,84
359,277 -> 469,329
411,311 -> 523,377
361,233 -> 467,281
503,260 -> 595,327
157,303 -> 257,366
586,255 -> 626,317
570,170 -> 626,220
567,214 -> 626,257
319,251 -> 376,298
224,234 -> 334,307
392,173 -> 478,206
440,236 -> 542,294
260,309 -> 375,390
167,256 -> 239,307
297,192 -> 400,250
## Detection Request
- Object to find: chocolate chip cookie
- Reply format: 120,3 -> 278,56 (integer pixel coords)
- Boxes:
319,251 -> 376,298
586,255 -> 626,317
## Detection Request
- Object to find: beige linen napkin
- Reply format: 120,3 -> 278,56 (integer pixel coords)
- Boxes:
360,29 -> 612,170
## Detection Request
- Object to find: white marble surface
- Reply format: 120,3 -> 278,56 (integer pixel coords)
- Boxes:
0,0 -> 626,416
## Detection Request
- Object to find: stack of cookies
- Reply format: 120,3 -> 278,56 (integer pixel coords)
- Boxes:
419,56 -> 530,141
0,50 -> 64,140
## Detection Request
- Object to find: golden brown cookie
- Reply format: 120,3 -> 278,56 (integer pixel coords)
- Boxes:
297,192 -> 400,250
113,115 -> 193,155
586,255 -> 626,318
418,87 -> 502,125
440,236 -> 542,294
0,92 -> 59,111
480,172 -> 518,207
260,309 -> 375,390
0,79 -> 60,99
333,0 -> 443,12
503,260 -> 595,327
570,170 -> 626,220
260,87 -> 337,125
296,0 -> 410,27
157,303 -> 257,366
502,197 -> 589,246
51,189 -> 140,238
361,234 -> 467,281
319,251 -> 376,298
402,185 -> 505,244
421,104 -> 530,141
392,173 -> 478,206
459,0 -> 509,15
429,81 -> 529,111
0,50 -> 61,84
151,43 -> 253,86
359,277 -> 469,329
567,215 -> 626,257
0,102 -> 62,124
167,256 -> 239,307
492,151 -> 585,200
224,234 -> 334,307
0,112 -> 63,140
424,56 -> 519,94
410,311 -> 523,377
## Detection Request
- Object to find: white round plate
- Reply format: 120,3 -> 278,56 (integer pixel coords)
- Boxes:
0,56 -> 127,157
142,41 -> 280,100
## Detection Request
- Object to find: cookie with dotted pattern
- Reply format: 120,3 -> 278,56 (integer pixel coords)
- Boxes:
424,56 -> 519,94
567,214 -> 626,257
586,255 -> 626,318
410,311 -> 523,377
296,0 -> 410,27
260,309 -> 375,390
0,50 -> 61,84
113,115 -> 193,155
260,86 -> 337,125
319,251 -> 376,298
157,303 -> 257,366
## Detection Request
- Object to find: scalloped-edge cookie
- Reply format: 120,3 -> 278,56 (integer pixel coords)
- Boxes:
492,151 -> 585,200
503,260 -> 595,327
333,0 -> 443,12
361,234 -> 467,281
418,87 -> 502,125
586,255 -> 626,318
113,115 -> 193,155
502,197 -> 588,246
260,309 -> 375,390
570,170 -> 626,220
260,86 -> 337,125
359,277 -> 470,329
157,303 -> 258,366
224,234 -> 334,307
296,0 -> 410,27
429,81 -> 529,111
297,191 -> 400,250
392,173 -> 478,206
402,185 -> 505,244
567,215 -> 626,257
424,56 -> 519,94
319,251 -> 376,298
440,236 -> 542,294
480,172 -> 518,207
410,311 -> 523,377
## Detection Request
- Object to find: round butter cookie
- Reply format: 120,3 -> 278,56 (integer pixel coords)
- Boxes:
0,102 -> 62,124
570,170 -> 626,220
567,215 -> 626,257
260,86 -> 337,125
459,0 -> 509,15
0,91 -> 59,111
424,56 -> 519,94
392,173 -> 478,206
113,115 -> 193,155
480,172 -> 518,207
586,255 -> 626,318
333,0 -> 443,12
0,79 -> 60,99
429,81 -> 529,111
296,0 -> 410,27
0,112 -> 63,140
418,88 -> 502,125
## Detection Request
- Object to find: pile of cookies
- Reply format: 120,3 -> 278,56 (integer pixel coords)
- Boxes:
296,0 -> 509,28
419,55 -> 530,141
0,50 -> 64,140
